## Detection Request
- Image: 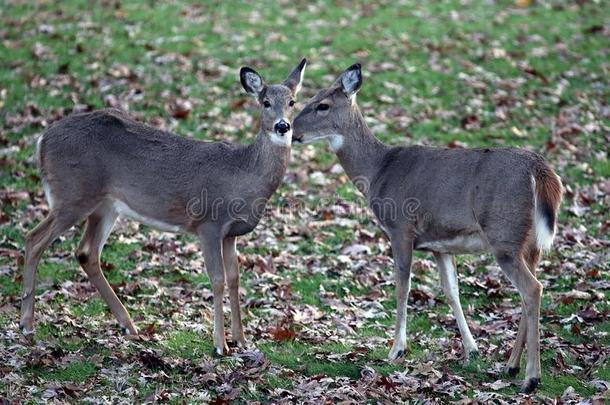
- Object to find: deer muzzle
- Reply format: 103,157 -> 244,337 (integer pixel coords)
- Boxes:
274,120 -> 291,135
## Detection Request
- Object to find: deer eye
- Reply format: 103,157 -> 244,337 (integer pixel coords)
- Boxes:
289,100 -> 295,107
316,103 -> 330,111
263,100 -> 271,108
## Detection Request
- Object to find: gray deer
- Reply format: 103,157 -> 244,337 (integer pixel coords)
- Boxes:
20,59 -> 307,356
292,63 -> 562,393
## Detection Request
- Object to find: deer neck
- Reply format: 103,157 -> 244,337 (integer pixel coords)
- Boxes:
334,107 -> 388,192
247,131 -> 290,187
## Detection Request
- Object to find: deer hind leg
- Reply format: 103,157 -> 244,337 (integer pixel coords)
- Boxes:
506,245 -> 541,376
223,236 -> 246,347
434,253 -> 478,359
75,203 -> 137,335
506,302 -> 527,376
496,252 -> 542,393
20,209 -> 84,335
199,227 -> 228,356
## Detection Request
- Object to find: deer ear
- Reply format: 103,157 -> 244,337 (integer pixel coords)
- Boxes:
240,67 -> 265,97
283,58 -> 307,96
340,63 -> 362,98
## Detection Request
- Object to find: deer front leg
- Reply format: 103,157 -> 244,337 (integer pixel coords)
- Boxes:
434,253 -> 478,359
223,236 -> 246,347
199,228 -> 228,357
388,229 -> 413,360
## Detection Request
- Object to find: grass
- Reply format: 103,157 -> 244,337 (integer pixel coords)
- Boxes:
260,341 -> 402,379
71,298 -> 107,317
164,330 -> 213,360
1,0 -> 608,402
40,361 -> 98,383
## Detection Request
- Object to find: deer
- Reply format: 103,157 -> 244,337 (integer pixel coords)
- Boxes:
292,63 -> 562,393
20,58 -> 307,356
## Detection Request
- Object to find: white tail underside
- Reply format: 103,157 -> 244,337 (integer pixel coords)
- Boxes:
532,176 -> 554,251
37,134 -> 55,210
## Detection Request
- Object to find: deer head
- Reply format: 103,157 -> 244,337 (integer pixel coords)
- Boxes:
292,63 -> 362,151
240,58 -> 307,146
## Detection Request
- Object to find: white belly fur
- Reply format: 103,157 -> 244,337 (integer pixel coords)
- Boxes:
417,234 -> 490,255
112,200 -> 182,233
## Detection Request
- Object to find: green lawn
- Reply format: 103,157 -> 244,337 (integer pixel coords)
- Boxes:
1,0 -> 609,402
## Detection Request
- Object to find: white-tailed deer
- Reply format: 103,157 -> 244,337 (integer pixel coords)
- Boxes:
20,59 -> 307,356
292,63 -> 562,393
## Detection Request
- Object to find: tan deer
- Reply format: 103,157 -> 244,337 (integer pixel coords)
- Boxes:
20,59 -> 307,356
292,63 -> 562,393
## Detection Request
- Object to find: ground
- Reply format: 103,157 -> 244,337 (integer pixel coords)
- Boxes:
0,0 -> 609,403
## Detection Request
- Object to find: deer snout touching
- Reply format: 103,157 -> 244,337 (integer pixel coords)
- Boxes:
274,119 -> 290,135
291,118 -> 303,143
291,133 -> 303,143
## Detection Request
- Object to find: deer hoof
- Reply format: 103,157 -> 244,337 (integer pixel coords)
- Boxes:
19,325 -> 35,344
467,350 -> 480,361
392,350 -> 404,360
521,377 -> 540,394
212,346 -> 226,358
122,327 -> 141,341
506,366 -> 520,377
388,348 -> 405,361
20,324 -> 34,336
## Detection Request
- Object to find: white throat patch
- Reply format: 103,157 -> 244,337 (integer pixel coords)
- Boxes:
269,129 -> 292,147
329,134 -> 344,151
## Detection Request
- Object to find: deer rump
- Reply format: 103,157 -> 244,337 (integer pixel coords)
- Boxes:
369,146 -> 561,255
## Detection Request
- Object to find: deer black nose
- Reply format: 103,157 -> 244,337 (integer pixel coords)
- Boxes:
275,120 -> 290,134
